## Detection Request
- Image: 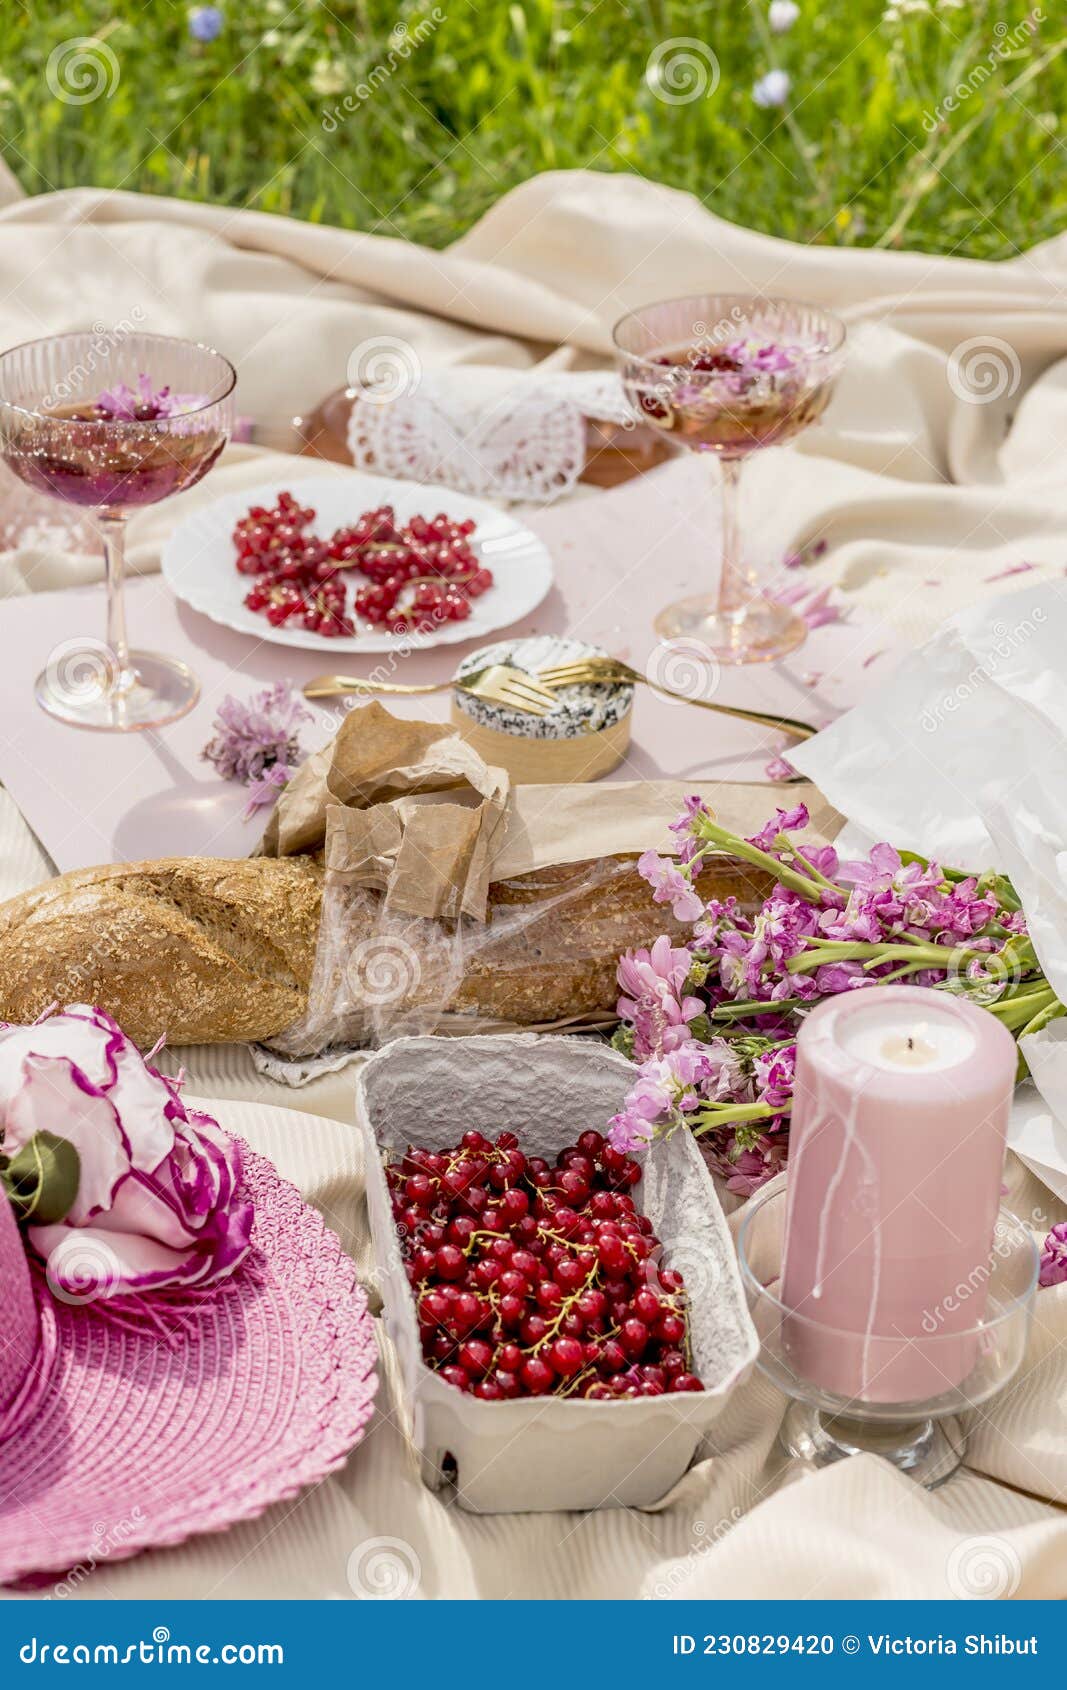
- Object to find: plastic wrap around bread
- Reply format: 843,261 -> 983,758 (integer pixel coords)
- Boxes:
0,704 -> 840,1049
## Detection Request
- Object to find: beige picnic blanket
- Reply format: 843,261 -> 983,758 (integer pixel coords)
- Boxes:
2,168 -> 1067,1600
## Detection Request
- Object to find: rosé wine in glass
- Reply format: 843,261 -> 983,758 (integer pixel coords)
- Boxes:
614,295 -> 845,665
0,332 -> 236,731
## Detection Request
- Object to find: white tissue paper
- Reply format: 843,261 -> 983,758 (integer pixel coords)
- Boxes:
792,579 -> 1067,1200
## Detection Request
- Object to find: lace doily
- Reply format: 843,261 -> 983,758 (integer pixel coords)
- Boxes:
347,368 -> 630,503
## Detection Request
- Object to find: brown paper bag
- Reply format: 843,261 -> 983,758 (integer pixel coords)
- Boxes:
262,702 -> 841,1053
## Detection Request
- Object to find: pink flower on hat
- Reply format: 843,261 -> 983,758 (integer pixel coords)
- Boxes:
0,1005 -> 252,1300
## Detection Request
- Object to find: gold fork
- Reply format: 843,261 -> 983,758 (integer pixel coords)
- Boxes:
303,663 -> 555,716
537,656 -> 816,742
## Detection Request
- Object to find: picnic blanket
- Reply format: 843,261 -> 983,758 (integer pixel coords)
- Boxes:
1,167 -> 1067,1600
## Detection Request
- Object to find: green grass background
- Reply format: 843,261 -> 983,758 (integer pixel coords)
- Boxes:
1,0 -> 1064,259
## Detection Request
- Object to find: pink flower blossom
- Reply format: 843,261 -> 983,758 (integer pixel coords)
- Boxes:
617,936 -> 703,1059
637,849 -> 706,923
95,373 -> 208,420
667,794 -> 711,865
1040,1222 -> 1067,1287
768,580 -> 842,628
747,804 -> 809,853
609,1042 -> 749,1152
698,1133 -> 789,1197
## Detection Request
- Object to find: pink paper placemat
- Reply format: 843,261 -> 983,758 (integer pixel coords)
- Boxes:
0,465 -> 901,872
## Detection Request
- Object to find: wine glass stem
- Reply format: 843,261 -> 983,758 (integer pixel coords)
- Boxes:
717,456 -> 749,617
100,512 -> 135,691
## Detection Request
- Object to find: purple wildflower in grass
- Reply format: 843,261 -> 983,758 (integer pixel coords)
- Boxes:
753,68 -> 791,108
189,5 -> 224,42
769,0 -> 800,31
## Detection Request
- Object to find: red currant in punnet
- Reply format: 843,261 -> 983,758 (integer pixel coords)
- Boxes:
382,1126 -> 703,1402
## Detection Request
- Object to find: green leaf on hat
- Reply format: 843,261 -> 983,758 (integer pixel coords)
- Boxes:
1,1131 -> 81,1225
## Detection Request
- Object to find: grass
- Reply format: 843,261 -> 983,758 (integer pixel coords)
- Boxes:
0,0 -> 1065,260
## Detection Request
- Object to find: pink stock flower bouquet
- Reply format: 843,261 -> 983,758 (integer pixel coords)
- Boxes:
610,801 -> 1063,1198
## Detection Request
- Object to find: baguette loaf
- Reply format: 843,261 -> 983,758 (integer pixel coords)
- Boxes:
0,853 -> 770,1048
0,857 -> 323,1046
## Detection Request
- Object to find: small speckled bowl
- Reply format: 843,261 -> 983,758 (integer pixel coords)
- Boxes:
451,636 -> 633,782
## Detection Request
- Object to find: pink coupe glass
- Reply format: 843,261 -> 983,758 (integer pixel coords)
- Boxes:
614,294 -> 845,665
0,330 -> 236,730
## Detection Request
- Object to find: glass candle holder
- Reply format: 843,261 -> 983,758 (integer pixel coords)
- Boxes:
613,293 -> 845,665
738,1187 -> 1037,1489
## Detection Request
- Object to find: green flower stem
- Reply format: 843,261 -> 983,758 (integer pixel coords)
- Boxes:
690,824 -> 827,905
1016,997 -> 1067,1042
987,986 -> 1060,1033
789,937 -> 1036,976
710,995 -> 812,1022
691,1100 -> 783,1139
788,939 -> 951,971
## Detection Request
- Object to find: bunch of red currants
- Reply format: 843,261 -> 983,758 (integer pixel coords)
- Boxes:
385,1128 -> 705,1401
234,491 -> 493,637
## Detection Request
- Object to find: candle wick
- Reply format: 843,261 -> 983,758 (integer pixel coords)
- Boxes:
907,1036 -> 914,1050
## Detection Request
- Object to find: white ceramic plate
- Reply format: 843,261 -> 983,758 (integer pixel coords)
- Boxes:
160,473 -> 554,652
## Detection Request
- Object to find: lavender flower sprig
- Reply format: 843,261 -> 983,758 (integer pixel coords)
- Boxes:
611,801 -> 1062,1195
202,681 -> 311,818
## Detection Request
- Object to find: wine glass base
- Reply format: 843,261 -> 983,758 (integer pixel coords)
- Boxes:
35,651 -> 200,732
653,594 -> 807,666
780,1401 -> 965,1491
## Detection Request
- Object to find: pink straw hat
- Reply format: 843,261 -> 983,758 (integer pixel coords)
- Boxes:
0,1141 -> 378,1586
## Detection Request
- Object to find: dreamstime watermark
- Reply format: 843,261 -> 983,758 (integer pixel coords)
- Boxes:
346,935 -> 422,1007
346,1535 -> 422,1598
946,1534 -> 1022,1598
322,11 -> 446,130
646,638 -> 722,704
49,1510 -> 146,1598
623,304 -> 753,426
19,1629 -> 283,1665
313,594 -> 461,721
643,1509 -> 744,1597
645,38 -> 720,105
347,334 -> 422,405
42,310 -> 148,412
947,334 -> 1022,405
46,36 -> 120,104
45,1234 -> 124,1306
923,10 -> 1044,132
40,638 -> 119,707
919,1205 -> 1045,1335
648,1233 -> 722,1303
918,607 -> 1046,733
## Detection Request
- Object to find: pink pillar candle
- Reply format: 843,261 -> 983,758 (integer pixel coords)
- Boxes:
780,985 -> 1016,1405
